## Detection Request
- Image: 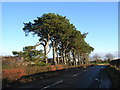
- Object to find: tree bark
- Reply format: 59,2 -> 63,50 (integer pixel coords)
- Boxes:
72,51 -> 76,65
57,50 -> 59,64
44,34 -> 50,64
63,49 -> 67,65
67,52 -> 71,66
53,42 -> 57,65
44,41 -> 49,64
78,54 -> 80,65
74,52 -> 77,65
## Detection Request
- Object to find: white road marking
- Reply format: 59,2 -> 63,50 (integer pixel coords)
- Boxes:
95,78 -> 99,81
40,80 -> 63,90
71,73 -> 80,77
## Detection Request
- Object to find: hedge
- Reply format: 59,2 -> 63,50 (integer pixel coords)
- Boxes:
2,64 -> 92,82
3,65 -> 69,81
109,59 -> 120,69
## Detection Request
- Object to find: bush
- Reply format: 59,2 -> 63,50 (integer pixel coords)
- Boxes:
2,68 -> 26,81
109,59 -> 120,69
106,66 -> 120,88
36,62 -> 49,66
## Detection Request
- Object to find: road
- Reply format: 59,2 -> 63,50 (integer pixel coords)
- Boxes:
13,65 -> 112,89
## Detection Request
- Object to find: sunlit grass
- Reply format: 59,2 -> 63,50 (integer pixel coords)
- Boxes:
90,62 -> 109,65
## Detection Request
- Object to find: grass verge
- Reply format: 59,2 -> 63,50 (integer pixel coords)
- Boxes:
106,65 -> 120,89
91,62 -> 109,65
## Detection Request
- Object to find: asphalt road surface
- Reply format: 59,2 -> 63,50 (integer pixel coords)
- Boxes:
13,65 -> 111,89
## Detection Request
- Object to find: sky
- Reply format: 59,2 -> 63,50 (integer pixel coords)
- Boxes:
1,2 -> 118,58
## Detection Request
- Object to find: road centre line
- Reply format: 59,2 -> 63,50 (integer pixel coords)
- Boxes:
41,69 -> 86,89
40,80 -> 63,90
71,69 -> 88,78
71,73 -> 81,77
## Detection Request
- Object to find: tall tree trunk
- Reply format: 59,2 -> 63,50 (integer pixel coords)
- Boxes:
81,54 -> 85,65
81,55 -> 84,65
44,41 -> 49,64
66,52 -> 71,65
60,50 -> 63,64
80,55 -> 83,65
72,51 -> 75,65
63,49 -> 67,65
57,50 -> 59,64
70,52 -> 72,66
61,55 -> 63,64
53,42 -> 57,65
72,51 -> 77,65
78,54 -> 80,65
74,52 -> 77,65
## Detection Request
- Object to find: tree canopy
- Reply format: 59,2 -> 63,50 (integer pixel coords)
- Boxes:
13,13 -> 94,66
12,46 -> 44,62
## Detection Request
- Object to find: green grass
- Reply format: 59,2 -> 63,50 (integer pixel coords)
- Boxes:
2,66 -> 14,69
106,66 -> 120,88
90,62 -> 109,65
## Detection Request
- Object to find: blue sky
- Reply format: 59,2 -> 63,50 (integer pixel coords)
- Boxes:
1,2 -> 118,58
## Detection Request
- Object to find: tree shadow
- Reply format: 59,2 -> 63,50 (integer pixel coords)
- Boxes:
2,66 -> 86,89
2,69 -> 66,89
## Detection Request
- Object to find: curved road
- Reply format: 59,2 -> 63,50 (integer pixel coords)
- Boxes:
13,65 -> 111,89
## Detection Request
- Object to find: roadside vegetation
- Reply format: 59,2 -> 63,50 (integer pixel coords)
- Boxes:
90,61 -> 109,65
106,59 -> 120,88
90,53 -> 114,65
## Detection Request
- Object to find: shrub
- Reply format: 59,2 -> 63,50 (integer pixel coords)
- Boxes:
2,68 -> 26,81
36,62 -> 48,66
109,59 -> 120,69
